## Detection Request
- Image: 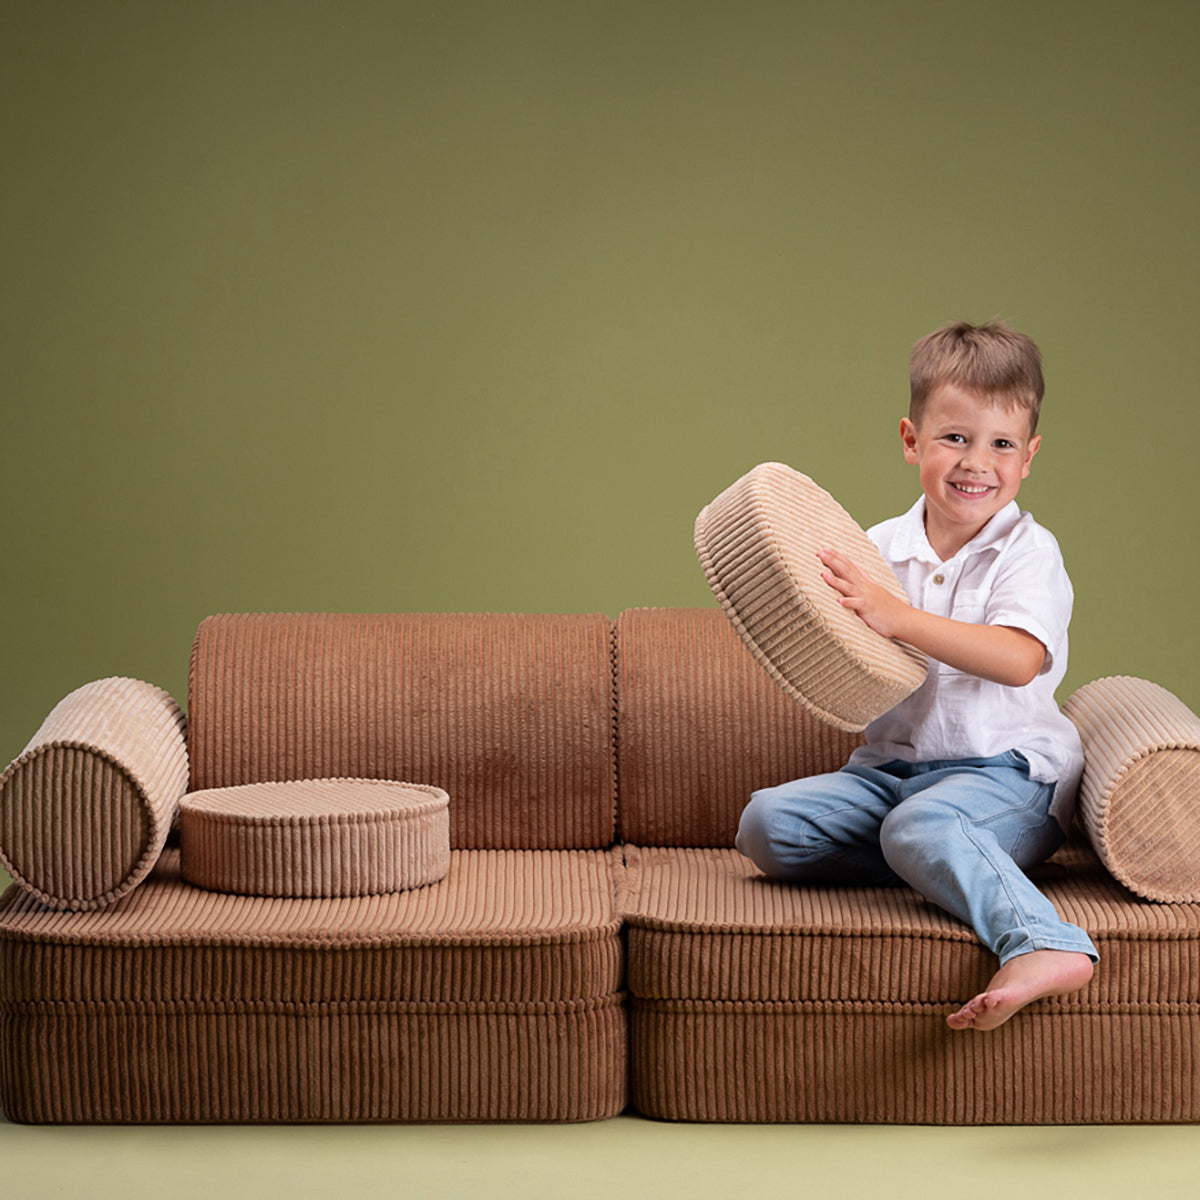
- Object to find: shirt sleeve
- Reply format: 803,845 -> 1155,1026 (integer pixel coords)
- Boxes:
983,527 -> 1073,673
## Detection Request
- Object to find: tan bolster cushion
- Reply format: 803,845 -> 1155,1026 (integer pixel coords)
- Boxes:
180,778 -> 451,897
0,677 -> 188,910
1062,676 -> 1200,902
695,462 -> 928,732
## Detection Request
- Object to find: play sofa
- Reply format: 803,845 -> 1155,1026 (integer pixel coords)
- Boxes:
2,607 -> 1199,1123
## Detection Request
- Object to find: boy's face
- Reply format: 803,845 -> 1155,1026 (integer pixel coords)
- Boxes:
900,382 -> 1041,559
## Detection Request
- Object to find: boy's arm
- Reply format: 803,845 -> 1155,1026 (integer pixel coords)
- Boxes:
818,547 -> 1047,688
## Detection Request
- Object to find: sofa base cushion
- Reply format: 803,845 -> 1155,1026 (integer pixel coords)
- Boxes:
0,847 -> 627,1123
1,996 -> 627,1124
629,999 -> 1199,1123
622,843 -> 1200,1123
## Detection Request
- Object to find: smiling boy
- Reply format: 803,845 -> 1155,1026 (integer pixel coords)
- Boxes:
736,320 -> 1097,1031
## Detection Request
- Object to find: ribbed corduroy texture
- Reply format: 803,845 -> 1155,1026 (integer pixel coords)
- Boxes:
5,611 -> 1200,1126
1063,676 -> 1200,902
1,997 -> 627,1123
0,848 -> 625,1003
0,678 -> 188,910
0,847 -> 627,1122
187,613 -> 616,851
179,779 -> 450,897
629,1003 -> 1199,1123
616,608 -> 861,846
695,463 -> 928,732
622,845 -> 1200,1005
623,844 -> 1200,1122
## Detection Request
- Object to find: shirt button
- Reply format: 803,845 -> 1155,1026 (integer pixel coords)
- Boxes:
932,573 -> 945,585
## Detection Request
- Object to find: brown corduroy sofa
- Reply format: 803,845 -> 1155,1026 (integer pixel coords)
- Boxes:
1,608 -> 1199,1124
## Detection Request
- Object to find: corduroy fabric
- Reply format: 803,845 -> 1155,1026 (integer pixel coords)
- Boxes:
0,678 -> 188,911
628,1002 -> 1199,1123
622,844 -> 1200,1005
179,778 -> 450,897
622,844 -> 1200,1122
1,996 -> 627,1123
1063,676 -> 1200,902
0,848 -> 625,1004
616,608 -> 862,846
0,848 -> 627,1123
695,463 -> 928,732
187,613 -> 616,851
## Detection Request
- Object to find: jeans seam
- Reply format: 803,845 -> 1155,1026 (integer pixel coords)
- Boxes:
953,807 -> 1047,951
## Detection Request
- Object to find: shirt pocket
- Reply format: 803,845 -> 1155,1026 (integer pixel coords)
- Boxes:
949,587 -> 989,625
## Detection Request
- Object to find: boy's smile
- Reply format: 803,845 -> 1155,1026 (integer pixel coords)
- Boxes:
901,382 -> 1041,560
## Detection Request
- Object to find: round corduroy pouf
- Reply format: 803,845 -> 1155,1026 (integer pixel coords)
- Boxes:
179,778 -> 451,897
695,462 -> 928,732
0,677 -> 189,910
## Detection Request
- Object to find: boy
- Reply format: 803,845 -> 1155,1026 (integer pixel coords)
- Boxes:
736,320 -> 1097,1032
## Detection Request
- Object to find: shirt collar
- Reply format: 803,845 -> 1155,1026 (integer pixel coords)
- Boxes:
891,496 -> 1022,566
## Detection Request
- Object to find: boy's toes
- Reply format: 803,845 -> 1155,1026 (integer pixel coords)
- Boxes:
946,996 -> 981,1029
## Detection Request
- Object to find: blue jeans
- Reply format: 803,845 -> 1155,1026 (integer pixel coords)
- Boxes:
735,752 -> 1099,965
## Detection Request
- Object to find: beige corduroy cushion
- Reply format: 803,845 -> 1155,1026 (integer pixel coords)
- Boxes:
0,678 -> 188,910
695,462 -> 928,732
180,778 -> 451,897
1062,676 -> 1200,902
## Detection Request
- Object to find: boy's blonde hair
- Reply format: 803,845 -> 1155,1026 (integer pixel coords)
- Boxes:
909,320 -> 1045,434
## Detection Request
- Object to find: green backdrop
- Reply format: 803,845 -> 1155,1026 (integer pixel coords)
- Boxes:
3,0 -> 1198,779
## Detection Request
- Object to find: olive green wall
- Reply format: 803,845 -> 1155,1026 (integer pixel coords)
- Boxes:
3,0 -> 1198,774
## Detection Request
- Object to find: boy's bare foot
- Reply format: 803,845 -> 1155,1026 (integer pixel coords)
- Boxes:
946,949 -> 1094,1032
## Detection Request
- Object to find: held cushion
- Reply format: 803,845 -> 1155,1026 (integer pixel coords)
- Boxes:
0,677 -> 188,910
180,778 -> 451,897
695,462 -> 928,732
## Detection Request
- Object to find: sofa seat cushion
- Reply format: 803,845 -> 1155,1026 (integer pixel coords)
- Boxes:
623,843 -> 1200,1004
179,778 -> 450,898
0,847 -> 627,1122
1,847 -> 625,1005
695,462 -> 928,732
622,844 -> 1200,1122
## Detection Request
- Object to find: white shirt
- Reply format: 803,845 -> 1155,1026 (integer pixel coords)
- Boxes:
849,496 -> 1084,828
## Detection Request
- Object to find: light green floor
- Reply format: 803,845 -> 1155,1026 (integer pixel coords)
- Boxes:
2,1116 -> 1198,1200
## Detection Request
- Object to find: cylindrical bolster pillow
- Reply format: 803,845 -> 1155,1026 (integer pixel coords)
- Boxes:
695,462 -> 928,732
180,778 -> 451,897
0,678 -> 188,910
1062,676 -> 1200,902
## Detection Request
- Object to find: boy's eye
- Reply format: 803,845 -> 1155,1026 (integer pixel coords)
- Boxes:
943,433 -> 966,444
994,439 -> 1015,450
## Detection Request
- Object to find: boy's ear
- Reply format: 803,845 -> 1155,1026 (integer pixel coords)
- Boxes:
1021,433 -> 1042,479
900,417 -> 919,464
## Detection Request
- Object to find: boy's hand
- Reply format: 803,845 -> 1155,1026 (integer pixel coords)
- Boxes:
816,546 -> 1047,687
817,547 -> 910,638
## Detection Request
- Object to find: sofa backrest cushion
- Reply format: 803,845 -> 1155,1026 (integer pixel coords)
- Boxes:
616,607 -> 862,846
188,613 -> 616,851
